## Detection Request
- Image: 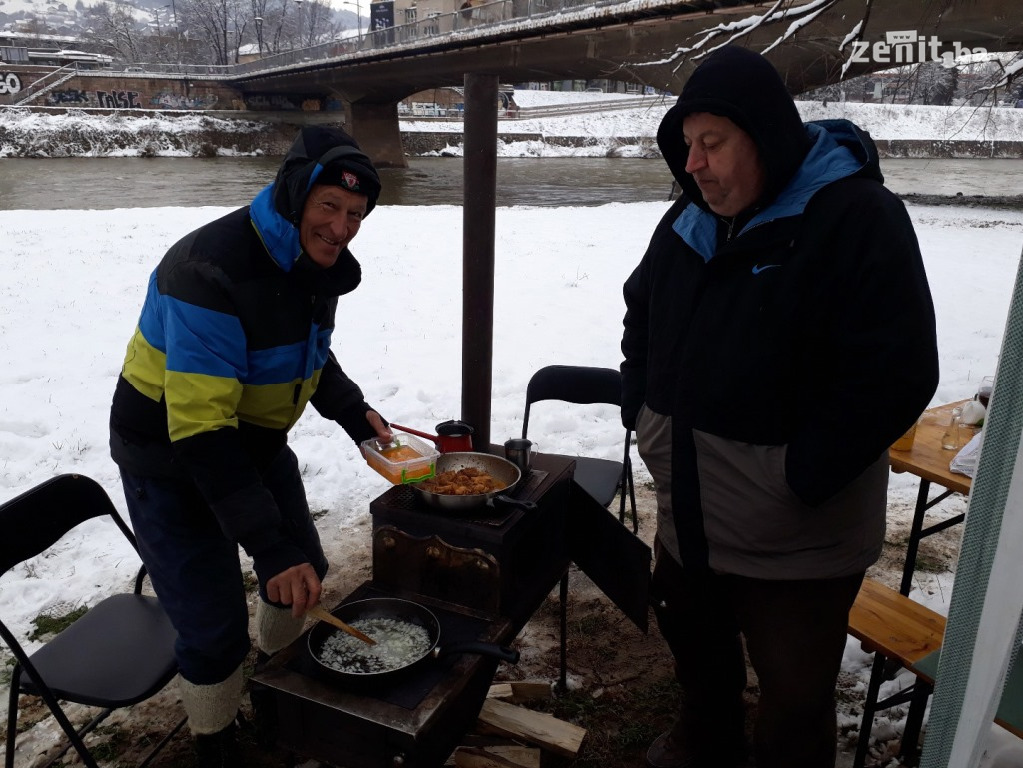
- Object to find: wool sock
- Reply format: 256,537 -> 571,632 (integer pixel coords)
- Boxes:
255,599 -> 306,655
179,664 -> 244,736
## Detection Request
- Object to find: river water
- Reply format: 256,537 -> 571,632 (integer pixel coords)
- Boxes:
0,156 -> 1020,210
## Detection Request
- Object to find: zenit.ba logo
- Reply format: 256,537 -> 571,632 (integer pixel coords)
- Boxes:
849,30 -> 987,69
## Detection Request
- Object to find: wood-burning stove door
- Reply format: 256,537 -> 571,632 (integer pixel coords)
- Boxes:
568,483 -> 651,631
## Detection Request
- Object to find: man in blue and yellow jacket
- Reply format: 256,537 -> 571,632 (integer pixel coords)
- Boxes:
109,126 -> 391,765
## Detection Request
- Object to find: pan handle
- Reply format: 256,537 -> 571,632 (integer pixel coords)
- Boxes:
492,494 -> 538,513
390,423 -> 442,446
432,642 -> 520,664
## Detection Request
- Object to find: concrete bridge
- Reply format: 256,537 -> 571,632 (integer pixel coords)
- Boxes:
224,0 -> 1023,165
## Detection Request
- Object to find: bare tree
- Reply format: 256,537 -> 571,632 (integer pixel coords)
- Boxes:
250,0 -> 269,54
262,0 -> 299,54
917,61 -> 958,105
177,0 -> 248,64
297,0 -> 338,47
83,2 -> 144,63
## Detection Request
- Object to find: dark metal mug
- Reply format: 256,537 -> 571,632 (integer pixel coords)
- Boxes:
503,438 -> 534,475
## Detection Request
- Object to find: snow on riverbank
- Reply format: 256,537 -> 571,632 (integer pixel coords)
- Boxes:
2,91 -> 1023,158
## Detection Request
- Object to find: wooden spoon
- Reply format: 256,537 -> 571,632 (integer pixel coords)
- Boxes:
307,604 -> 377,645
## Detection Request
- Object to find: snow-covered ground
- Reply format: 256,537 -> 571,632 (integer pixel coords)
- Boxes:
2,197 -> 1023,764
412,89 -> 1023,141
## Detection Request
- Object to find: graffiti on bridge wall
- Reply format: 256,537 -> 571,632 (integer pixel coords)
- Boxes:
148,91 -> 219,110
245,93 -> 306,111
97,90 -> 141,108
47,89 -> 90,105
0,71 -> 22,95
243,93 -> 342,112
44,89 -> 142,108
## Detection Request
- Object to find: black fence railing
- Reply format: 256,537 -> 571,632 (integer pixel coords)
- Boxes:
92,0 -> 737,79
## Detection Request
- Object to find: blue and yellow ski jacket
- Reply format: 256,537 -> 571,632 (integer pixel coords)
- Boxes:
110,136 -> 380,582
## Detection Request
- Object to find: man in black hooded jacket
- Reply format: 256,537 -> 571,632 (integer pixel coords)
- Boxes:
621,47 -> 939,768
109,126 -> 392,766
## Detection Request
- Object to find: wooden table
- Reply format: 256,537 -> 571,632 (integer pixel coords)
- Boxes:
889,400 -> 977,595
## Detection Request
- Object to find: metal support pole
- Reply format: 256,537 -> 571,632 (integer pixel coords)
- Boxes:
461,72 -> 498,450
169,0 -> 181,65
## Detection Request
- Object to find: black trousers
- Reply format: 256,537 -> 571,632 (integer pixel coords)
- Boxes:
650,539 -> 863,768
120,446 -> 328,685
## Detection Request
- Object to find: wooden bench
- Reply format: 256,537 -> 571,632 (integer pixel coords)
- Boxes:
847,578 -> 947,768
848,578 -> 947,668
848,578 -> 1023,765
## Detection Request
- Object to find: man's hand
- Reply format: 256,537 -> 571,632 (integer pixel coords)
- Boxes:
366,410 -> 392,443
266,563 -> 322,618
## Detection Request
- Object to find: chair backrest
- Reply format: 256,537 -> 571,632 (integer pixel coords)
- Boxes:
523,365 -> 622,438
522,364 -> 638,532
0,474 -> 139,578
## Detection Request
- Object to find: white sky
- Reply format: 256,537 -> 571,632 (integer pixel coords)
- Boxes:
2,96 -> 1023,764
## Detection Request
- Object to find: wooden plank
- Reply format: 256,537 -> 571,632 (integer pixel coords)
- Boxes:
477,698 -> 586,758
848,578 -> 946,668
488,683 -> 513,700
488,681 -> 552,702
453,745 -> 541,768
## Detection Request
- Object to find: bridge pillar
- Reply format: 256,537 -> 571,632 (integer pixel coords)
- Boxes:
344,100 -> 407,168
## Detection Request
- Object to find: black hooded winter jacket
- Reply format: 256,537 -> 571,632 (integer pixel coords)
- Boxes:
622,47 -> 939,578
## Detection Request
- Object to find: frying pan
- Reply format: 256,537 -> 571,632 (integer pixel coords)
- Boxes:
409,452 -> 538,514
307,597 -> 519,684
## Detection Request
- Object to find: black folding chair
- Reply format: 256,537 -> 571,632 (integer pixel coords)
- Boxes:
0,474 -> 184,768
522,365 -> 637,532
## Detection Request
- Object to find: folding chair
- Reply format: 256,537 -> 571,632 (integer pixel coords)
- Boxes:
522,364 -> 637,532
0,474 -> 184,768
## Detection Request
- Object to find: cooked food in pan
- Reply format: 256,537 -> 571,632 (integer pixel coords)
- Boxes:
418,467 -> 507,495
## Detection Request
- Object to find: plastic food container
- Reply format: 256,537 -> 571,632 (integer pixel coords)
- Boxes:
362,434 -> 439,484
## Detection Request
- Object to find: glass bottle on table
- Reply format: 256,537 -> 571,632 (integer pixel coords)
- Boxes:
941,406 -> 963,450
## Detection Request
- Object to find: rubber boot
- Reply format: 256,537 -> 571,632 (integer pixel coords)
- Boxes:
194,720 -> 241,768
646,694 -> 746,768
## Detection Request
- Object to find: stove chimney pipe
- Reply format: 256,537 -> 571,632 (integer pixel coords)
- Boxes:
461,72 -> 498,450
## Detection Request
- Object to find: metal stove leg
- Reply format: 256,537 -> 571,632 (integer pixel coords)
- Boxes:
558,571 -> 568,693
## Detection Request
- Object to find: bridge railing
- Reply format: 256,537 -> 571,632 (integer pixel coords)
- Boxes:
107,0 -> 742,78
228,0 -> 644,77
10,62 -> 79,104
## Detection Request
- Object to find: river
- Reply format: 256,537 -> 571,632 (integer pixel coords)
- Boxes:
0,156 -> 1020,210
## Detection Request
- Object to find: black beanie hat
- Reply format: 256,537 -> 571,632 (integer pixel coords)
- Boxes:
657,46 -> 811,209
272,125 -> 382,223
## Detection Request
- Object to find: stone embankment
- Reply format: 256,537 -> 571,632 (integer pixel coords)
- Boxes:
4,106 -> 1023,160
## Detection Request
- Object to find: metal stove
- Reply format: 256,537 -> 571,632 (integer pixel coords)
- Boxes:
250,452 -> 575,768
370,452 -> 573,626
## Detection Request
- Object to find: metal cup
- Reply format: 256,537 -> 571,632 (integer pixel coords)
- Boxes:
503,438 -> 533,475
